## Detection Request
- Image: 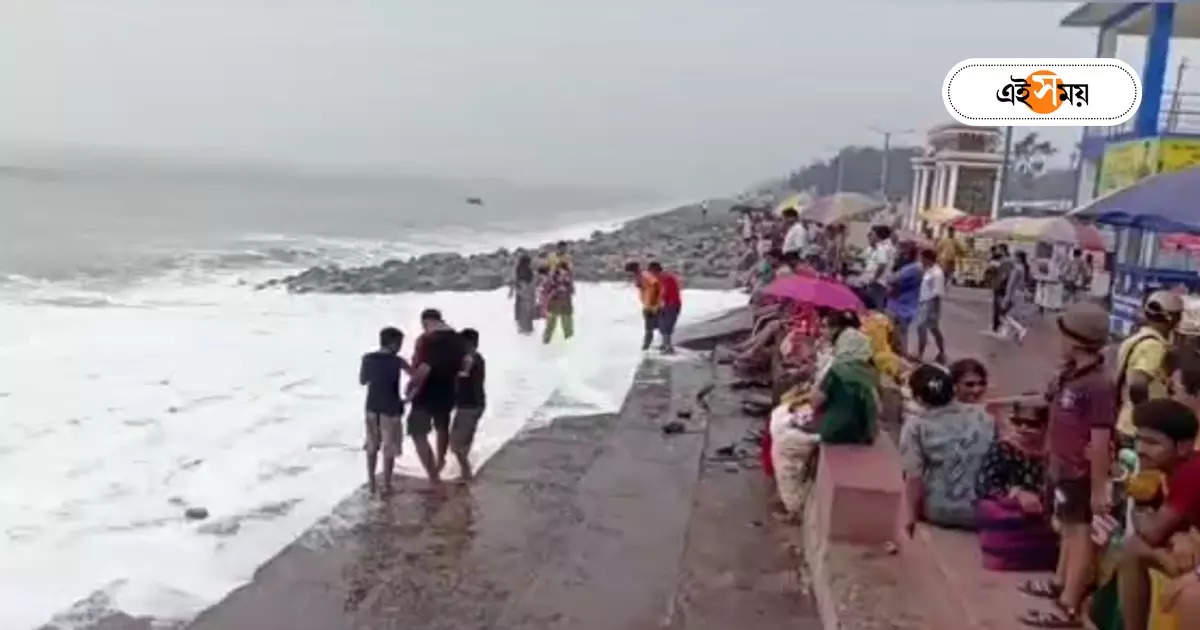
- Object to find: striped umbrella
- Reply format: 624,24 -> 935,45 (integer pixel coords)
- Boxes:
974,216 -> 1107,250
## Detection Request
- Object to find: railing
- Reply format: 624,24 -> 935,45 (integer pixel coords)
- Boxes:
1084,89 -> 1200,138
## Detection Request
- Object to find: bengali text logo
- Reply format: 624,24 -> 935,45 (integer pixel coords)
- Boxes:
944,58 -> 1140,127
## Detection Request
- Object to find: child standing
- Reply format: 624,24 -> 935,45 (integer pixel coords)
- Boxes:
451,328 -> 487,481
359,327 -> 411,496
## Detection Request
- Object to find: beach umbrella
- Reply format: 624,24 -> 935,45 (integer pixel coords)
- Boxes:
761,273 -> 864,311
975,216 -> 1107,250
1161,233 -> 1200,254
799,192 -> 887,224
947,215 -> 990,233
918,206 -> 967,225
775,191 -> 815,215
1070,166 -> 1200,233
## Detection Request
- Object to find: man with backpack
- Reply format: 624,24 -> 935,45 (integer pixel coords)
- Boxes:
1116,291 -> 1183,447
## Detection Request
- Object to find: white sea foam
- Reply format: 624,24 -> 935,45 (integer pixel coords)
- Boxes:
0,272 -> 742,629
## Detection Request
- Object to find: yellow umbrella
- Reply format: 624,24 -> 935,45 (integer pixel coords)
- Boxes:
918,206 -> 967,225
799,192 -> 886,224
775,192 -> 814,215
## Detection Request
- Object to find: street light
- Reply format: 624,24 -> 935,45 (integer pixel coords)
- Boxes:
868,126 -> 915,200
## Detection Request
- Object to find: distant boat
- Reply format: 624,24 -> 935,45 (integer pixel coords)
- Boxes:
466,197 -> 484,206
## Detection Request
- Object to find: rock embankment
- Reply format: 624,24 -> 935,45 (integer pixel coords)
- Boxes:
264,205 -> 746,294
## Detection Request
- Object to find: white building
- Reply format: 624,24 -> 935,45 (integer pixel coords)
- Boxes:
908,124 -> 1006,229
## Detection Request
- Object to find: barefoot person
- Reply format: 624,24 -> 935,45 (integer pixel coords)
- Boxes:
406,308 -> 466,484
542,262 -> 575,344
648,261 -> 682,354
359,326 -> 411,496
451,328 -> 486,481
626,261 -> 662,351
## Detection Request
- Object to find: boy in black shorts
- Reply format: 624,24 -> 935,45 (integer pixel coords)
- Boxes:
359,327 -> 410,496
451,328 -> 486,481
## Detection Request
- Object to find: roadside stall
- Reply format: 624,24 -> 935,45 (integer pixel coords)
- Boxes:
1070,167 -> 1200,336
974,216 -> 1108,312
917,205 -> 966,236
946,215 -> 992,286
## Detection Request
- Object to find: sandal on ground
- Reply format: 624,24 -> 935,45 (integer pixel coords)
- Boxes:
1018,579 -> 1063,600
1018,609 -> 1081,628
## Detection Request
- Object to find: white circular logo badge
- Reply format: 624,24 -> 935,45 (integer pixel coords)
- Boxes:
943,58 -> 1141,127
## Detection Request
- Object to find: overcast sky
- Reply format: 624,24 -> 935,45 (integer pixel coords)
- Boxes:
4,1 -> 1197,196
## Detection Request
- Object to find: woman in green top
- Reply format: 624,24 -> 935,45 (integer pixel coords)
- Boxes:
804,309 -> 879,445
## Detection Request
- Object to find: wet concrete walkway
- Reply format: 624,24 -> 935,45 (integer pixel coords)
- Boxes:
184,357 -> 819,630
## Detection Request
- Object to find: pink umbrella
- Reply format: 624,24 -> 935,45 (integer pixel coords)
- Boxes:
762,273 -> 864,311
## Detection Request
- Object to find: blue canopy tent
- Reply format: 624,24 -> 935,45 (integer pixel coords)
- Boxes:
1070,166 -> 1200,335
1070,166 -> 1200,234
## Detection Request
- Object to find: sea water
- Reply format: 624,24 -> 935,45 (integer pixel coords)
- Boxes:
0,200 -> 742,628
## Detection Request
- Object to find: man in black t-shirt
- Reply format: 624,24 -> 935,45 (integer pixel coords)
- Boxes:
405,308 -> 466,483
359,327 -> 410,496
451,328 -> 486,481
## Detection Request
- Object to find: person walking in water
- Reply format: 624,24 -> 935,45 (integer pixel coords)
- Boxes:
451,328 -> 486,481
406,309 -> 466,484
626,261 -> 662,351
547,240 -> 572,270
510,254 -> 536,334
648,261 -> 682,354
359,327 -> 411,496
542,262 -> 575,343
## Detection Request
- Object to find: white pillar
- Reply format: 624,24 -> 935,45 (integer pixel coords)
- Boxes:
946,164 -> 960,209
991,167 -> 1003,219
916,169 -> 929,211
931,165 -> 943,208
908,168 -> 922,228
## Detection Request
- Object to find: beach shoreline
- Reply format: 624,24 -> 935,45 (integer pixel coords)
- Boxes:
23,202 -> 748,628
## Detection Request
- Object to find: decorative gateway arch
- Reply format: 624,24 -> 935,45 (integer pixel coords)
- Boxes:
907,124 -> 1005,230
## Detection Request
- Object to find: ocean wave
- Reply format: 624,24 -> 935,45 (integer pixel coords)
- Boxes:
0,200 -> 685,300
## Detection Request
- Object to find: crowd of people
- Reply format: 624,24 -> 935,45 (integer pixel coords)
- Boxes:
730,206 -> 1200,629
353,203 -> 1200,628
356,239 -> 688,496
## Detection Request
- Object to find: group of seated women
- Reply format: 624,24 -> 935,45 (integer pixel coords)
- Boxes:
899,359 -> 1058,571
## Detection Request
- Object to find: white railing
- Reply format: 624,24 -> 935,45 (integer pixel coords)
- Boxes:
1084,89 -> 1200,138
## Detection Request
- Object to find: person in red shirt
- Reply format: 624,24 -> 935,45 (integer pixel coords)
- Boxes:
648,262 -> 682,354
1108,399 -> 1200,630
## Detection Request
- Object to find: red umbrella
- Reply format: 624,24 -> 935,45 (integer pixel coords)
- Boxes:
1162,233 -> 1200,254
948,215 -> 990,233
762,273 -> 863,311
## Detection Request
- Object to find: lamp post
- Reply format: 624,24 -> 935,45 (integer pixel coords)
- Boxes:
824,145 -> 845,193
997,126 -> 1014,219
868,125 -> 915,200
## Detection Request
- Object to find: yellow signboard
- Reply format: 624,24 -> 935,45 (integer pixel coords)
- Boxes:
1160,138 -> 1200,173
1097,138 -> 1161,196
1096,137 -> 1200,197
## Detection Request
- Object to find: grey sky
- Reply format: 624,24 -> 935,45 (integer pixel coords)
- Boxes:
2,1 -> 1194,196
